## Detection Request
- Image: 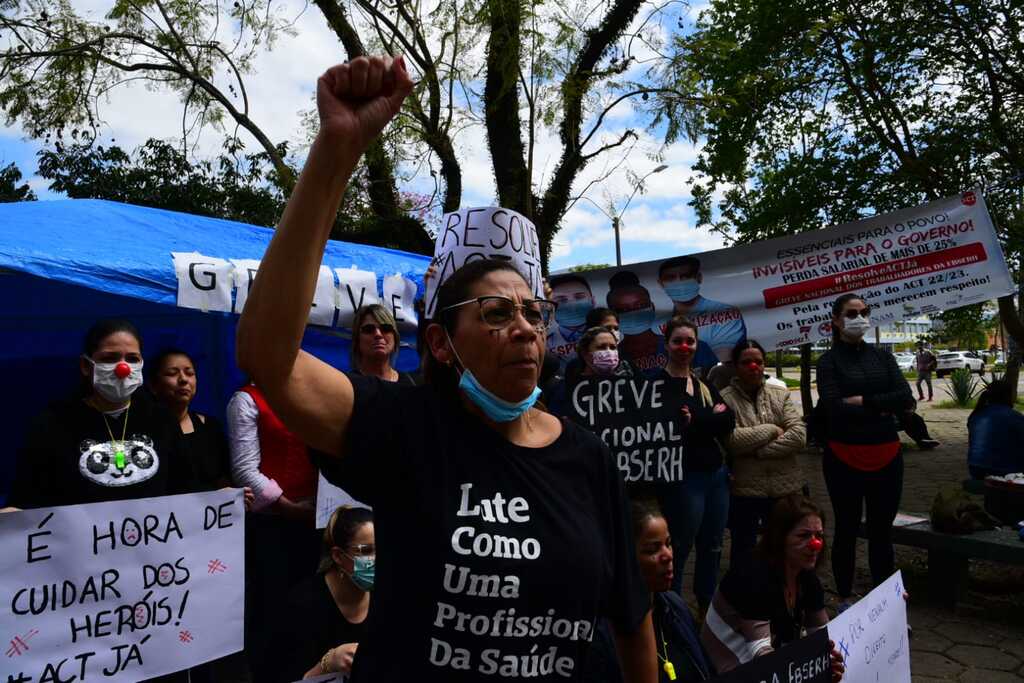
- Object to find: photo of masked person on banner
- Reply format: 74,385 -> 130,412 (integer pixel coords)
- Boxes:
657,256 -> 746,363
546,273 -> 596,369
607,271 -> 675,374
235,55 -> 657,683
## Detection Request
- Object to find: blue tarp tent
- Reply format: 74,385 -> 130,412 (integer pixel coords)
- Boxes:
0,199 -> 430,501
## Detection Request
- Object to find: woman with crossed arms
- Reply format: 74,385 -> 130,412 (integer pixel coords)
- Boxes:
235,55 -> 656,682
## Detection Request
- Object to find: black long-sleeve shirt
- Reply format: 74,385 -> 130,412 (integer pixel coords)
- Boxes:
816,339 -> 914,446
655,370 -> 736,472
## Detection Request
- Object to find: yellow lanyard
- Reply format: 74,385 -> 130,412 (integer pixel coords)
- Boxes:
655,620 -> 677,681
100,403 -> 131,470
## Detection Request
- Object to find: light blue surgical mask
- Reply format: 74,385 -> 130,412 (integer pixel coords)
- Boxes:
556,299 -> 592,328
346,554 -> 375,592
663,279 -> 700,302
459,368 -> 542,422
619,307 -> 656,336
445,330 -> 541,422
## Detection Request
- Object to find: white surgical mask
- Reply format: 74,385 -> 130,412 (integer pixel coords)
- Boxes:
85,357 -> 144,403
842,316 -> 870,340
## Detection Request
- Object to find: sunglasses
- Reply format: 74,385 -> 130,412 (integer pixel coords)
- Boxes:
843,307 -> 871,319
443,296 -> 556,331
360,323 -> 396,335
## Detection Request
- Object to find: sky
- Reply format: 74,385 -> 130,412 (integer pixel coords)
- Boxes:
0,0 -> 728,272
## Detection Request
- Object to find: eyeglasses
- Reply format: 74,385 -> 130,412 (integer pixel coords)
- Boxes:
442,296 -> 556,331
347,543 -> 376,557
360,323 -> 396,336
843,307 -> 871,319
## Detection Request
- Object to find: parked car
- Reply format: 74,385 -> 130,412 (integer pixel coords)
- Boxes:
893,352 -> 915,372
935,351 -> 985,377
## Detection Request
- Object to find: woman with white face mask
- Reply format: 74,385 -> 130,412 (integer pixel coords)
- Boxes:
814,293 -> 914,612
7,319 -> 187,509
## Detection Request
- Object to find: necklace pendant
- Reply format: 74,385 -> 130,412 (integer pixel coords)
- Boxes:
115,449 -> 126,470
663,661 -> 676,680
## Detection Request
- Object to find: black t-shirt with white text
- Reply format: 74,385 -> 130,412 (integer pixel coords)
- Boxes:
320,376 -> 649,682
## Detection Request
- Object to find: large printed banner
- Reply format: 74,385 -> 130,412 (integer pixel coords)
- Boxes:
566,377 -> 687,483
172,254 -> 420,330
827,571 -> 911,683
0,490 -> 245,682
549,191 -> 1014,371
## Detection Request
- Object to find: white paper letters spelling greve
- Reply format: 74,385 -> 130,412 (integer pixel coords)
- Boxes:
0,490 -> 245,681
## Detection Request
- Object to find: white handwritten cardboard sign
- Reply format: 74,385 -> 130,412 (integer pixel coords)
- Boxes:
827,571 -> 911,683
423,207 -> 544,318
316,473 -> 371,530
0,490 -> 244,681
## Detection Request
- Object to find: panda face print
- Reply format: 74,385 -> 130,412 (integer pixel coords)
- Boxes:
78,435 -> 159,487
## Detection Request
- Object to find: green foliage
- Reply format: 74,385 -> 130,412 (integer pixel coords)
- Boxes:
934,304 -> 995,350
36,137 -> 433,254
568,263 -> 612,272
944,368 -> 979,407
0,162 -> 36,202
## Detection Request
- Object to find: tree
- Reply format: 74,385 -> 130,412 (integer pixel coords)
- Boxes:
0,161 -> 35,201
1,0 -> 698,268
934,304 -> 992,350
36,137 -> 434,252
657,0 -> 1024,344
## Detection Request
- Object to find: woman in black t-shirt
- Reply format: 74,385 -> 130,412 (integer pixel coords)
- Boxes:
700,495 -> 844,680
274,505 -> 373,680
236,55 -> 655,683
6,319 -> 187,510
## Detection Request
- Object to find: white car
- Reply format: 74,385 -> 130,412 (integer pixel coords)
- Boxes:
935,351 -> 985,377
893,352 -> 915,372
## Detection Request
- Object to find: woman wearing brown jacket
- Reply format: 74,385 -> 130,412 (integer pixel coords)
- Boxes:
720,340 -> 806,572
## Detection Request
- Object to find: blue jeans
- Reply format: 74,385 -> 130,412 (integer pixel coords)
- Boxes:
656,465 -> 730,608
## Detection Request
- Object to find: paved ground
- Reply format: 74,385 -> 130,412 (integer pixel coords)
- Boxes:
679,373 -> 1024,682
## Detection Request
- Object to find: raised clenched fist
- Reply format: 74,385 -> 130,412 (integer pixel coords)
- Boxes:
316,55 -> 414,152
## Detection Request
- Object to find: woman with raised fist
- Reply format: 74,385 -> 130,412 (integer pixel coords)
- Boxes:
235,56 -> 656,683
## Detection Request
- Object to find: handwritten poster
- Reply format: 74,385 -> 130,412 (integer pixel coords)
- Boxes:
0,490 -> 245,681
423,207 -> 544,318
316,473 -> 370,530
826,571 -> 911,683
565,377 -> 687,483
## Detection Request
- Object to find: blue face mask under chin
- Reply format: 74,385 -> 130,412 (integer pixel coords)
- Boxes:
459,368 -> 542,422
445,330 -> 541,422
663,279 -> 700,303
556,299 -> 592,328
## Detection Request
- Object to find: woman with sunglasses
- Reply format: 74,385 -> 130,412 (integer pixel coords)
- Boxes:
236,56 -> 656,682
816,293 -> 913,611
351,304 -> 416,384
274,505 -> 374,681
701,495 -> 844,681
719,340 -> 806,573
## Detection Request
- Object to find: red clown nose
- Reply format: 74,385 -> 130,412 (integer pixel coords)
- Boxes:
114,362 -> 132,379
807,537 -> 824,552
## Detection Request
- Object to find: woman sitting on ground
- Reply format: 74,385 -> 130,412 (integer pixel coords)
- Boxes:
585,495 -> 713,682
967,378 -> 1024,479
700,495 -> 844,680
274,505 -> 374,680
